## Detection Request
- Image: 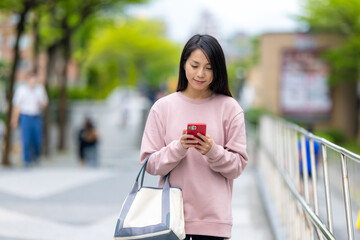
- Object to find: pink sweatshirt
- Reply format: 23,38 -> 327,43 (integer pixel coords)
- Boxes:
140,91 -> 248,238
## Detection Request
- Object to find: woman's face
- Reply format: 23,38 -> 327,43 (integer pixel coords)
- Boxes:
184,49 -> 213,95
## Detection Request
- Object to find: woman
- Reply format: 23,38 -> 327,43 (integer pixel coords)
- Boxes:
140,34 -> 248,240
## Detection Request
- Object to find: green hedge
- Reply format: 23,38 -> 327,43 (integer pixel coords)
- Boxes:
48,83 -> 118,100
245,108 -> 270,126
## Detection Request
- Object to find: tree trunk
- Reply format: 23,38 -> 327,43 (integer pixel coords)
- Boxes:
357,81 -> 360,143
43,45 -> 56,156
1,4 -> 31,166
32,15 -> 40,73
357,57 -> 360,144
57,35 -> 70,151
332,81 -> 357,139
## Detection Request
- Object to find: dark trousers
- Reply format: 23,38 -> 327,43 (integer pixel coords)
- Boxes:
185,235 -> 224,240
20,114 -> 43,166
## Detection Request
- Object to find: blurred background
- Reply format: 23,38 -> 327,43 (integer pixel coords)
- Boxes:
1,0 -> 359,163
0,0 -> 360,239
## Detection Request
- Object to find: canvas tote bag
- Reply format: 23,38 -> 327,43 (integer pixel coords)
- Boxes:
114,155 -> 186,240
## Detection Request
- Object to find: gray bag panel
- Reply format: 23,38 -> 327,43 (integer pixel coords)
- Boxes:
115,229 -> 180,240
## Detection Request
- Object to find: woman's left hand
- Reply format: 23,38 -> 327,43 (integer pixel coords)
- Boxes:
195,133 -> 213,155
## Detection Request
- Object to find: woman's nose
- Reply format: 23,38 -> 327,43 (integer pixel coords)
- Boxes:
196,68 -> 205,78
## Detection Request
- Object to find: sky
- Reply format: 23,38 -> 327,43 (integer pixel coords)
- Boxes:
125,0 -> 304,43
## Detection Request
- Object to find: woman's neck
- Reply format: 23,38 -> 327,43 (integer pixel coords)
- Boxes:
181,88 -> 213,100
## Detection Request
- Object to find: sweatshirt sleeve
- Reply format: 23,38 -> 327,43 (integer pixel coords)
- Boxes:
204,111 -> 248,179
140,107 -> 187,176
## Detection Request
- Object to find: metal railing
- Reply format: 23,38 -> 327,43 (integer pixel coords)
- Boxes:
258,116 -> 360,240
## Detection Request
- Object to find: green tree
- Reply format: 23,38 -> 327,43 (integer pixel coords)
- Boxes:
0,0 -> 147,165
299,0 -> 360,141
35,0 -> 147,151
0,60 -> 9,122
80,18 -> 180,98
0,0 -> 51,166
227,36 -> 258,99
0,60 -> 10,85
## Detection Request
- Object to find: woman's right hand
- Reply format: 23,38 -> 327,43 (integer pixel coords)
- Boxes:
180,129 -> 198,149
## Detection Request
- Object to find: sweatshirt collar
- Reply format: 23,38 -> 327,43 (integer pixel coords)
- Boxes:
177,91 -> 215,104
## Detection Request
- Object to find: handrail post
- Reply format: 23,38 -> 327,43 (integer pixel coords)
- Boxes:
340,153 -> 354,240
309,138 -> 323,240
309,138 -> 319,212
321,144 -> 334,233
292,130 -> 301,240
301,134 -> 310,203
294,131 -> 301,194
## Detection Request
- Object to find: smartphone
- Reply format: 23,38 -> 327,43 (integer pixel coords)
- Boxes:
187,123 -> 207,139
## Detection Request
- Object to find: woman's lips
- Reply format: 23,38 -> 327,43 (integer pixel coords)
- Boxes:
194,79 -> 204,84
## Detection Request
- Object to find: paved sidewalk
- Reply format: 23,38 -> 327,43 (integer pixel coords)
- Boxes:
0,150 -> 273,240
232,167 -> 273,239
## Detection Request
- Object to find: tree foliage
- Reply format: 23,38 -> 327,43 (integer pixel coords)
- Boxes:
78,18 -> 180,99
0,0 -> 149,159
0,60 -> 9,85
300,0 -> 360,34
299,0 -> 360,143
299,0 -> 360,84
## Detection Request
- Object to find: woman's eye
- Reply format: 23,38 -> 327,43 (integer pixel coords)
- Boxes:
206,67 -> 212,70
191,65 -> 198,68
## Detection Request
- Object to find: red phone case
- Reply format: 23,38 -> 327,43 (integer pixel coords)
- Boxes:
187,123 -> 206,138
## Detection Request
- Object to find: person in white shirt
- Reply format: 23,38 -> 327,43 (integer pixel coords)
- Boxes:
11,72 -> 48,167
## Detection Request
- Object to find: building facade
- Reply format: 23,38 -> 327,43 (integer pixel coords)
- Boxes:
247,32 -> 357,138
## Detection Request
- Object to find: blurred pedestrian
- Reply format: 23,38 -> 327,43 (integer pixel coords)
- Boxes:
298,127 -> 321,201
11,71 -> 48,167
299,137 -> 321,178
78,117 -> 98,167
140,34 -> 249,240
299,125 -> 321,178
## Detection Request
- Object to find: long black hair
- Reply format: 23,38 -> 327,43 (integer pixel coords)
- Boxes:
176,34 -> 232,97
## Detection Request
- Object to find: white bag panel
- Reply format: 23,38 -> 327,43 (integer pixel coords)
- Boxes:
124,188 -> 162,228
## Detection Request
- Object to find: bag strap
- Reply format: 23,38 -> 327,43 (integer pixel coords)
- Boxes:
136,156 -> 148,188
117,153 -> 172,230
137,154 -> 171,188
139,154 -> 150,187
